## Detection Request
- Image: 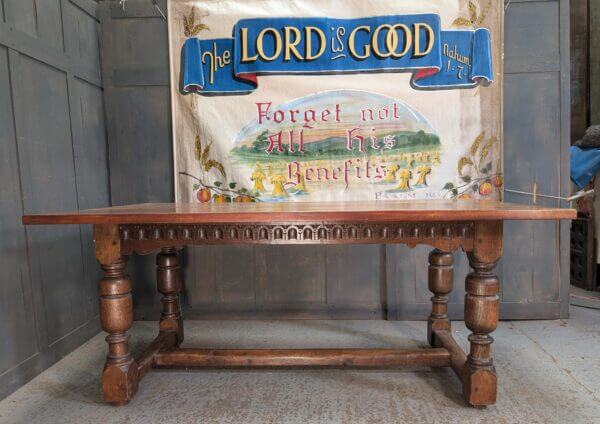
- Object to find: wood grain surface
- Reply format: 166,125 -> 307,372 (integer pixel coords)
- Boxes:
23,200 -> 576,225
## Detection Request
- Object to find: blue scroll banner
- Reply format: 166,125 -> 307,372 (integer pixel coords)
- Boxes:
182,14 -> 493,94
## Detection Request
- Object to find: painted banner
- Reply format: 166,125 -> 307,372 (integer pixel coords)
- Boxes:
181,16 -> 493,93
168,0 -> 503,203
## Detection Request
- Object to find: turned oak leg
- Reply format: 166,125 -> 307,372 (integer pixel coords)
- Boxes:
99,256 -> 139,406
427,249 -> 453,347
462,221 -> 502,407
157,247 -> 184,345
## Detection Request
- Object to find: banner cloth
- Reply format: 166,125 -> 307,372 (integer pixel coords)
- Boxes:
168,0 -> 503,203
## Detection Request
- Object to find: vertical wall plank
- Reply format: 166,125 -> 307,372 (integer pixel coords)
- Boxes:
15,55 -> 87,344
500,0 -> 566,318
69,78 -> 110,319
3,0 -> 37,36
0,45 -> 39,377
257,246 -> 326,305
503,71 -> 561,303
386,245 -> 417,319
63,0 -> 101,72
326,245 -> 383,318
570,1 -> 589,141
35,0 -> 64,51
558,0 -> 571,317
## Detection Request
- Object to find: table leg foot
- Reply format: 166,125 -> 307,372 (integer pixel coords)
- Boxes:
427,249 -> 453,347
102,358 -> 139,406
99,257 -> 139,405
157,247 -> 184,345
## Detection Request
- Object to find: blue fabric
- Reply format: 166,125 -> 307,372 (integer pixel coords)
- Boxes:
181,14 -> 494,94
570,146 -> 600,188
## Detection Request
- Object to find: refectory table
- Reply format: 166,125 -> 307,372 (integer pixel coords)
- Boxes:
22,200 -> 575,407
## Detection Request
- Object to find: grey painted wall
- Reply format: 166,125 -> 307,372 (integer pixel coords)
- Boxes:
99,0 -> 571,321
0,0 -> 108,400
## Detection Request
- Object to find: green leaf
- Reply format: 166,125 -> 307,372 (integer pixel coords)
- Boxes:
461,176 -> 472,183
229,182 -> 237,189
240,188 -> 248,194
214,181 -> 222,187
193,184 -> 200,190
443,182 -> 455,190
451,189 -> 459,197
472,184 -> 479,192
225,196 -> 232,203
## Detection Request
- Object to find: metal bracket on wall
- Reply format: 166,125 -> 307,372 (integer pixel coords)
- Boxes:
117,0 -> 166,20
152,0 -> 167,20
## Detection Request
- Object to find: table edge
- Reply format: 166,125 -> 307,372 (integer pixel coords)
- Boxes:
22,209 -> 577,225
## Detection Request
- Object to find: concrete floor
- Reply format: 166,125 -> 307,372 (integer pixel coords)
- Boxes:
0,307 -> 599,424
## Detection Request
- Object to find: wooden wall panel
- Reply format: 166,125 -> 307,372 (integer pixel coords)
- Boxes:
503,72 -> 561,303
35,0 -> 64,51
0,0 -> 107,400
0,45 -> 39,378
71,79 -> 111,319
326,246 -> 383,318
504,0 -> 560,73
63,0 -> 101,72
98,0 -> 570,321
14,54 -> 87,344
570,0 -> 589,142
258,246 -> 327,305
3,0 -> 37,36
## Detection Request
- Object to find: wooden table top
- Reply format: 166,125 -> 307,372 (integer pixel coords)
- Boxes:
22,201 -> 576,225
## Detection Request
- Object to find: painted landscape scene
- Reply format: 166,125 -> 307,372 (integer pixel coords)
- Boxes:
228,90 -> 442,201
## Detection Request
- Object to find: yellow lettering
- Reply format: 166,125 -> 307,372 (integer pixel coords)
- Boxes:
305,26 -> 326,60
284,26 -> 303,61
348,25 -> 371,60
222,49 -> 231,65
201,47 -> 216,84
201,43 -> 231,84
256,27 -> 282,61
413,23 -> 435,57
240,28 -> 258,62
388,24 -> 412,58
373,24 -> 395,58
